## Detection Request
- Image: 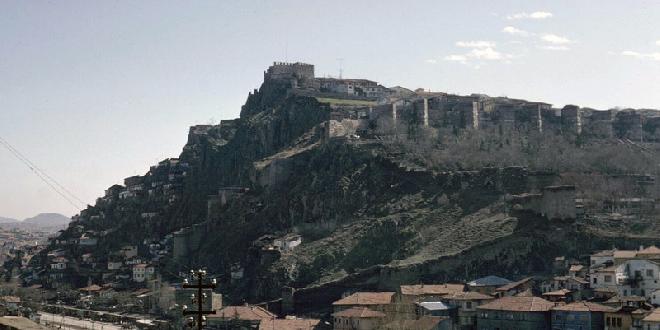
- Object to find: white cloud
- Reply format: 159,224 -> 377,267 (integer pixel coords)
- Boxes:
468,47 -> 507,60
539,45 -> 570,51
656,40 -> 660,46
541,34 -> 573,45
456,41 -> 496,48
502,26 -> 531,37
621,50 -> 660,61
443,54 -> 468,63
425,59 -> 438,64
507,11 -> 553,20
445,41 -> 517,67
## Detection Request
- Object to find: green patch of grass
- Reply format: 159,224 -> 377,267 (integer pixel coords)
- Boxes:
315,97 -> 376,106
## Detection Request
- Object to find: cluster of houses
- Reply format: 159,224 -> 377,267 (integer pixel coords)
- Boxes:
307,246 -> 660,330
157,246 -> 660,329
103,157 -> 189,206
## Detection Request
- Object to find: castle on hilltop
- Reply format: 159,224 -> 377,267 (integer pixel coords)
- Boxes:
264,61 -> 387,99
261,61 -> 660,143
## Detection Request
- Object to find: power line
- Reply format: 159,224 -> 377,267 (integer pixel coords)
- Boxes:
0,136 -> 86,206
0,136 -> 84,210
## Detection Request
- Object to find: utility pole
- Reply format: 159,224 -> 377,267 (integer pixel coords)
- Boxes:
182,269 -> 216,330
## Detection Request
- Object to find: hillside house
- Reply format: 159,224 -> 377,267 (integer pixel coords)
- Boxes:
207,305 -> 276,329
477,296 -> 554,330
642,308 -> 660,330
416,301 -> 458,319
132,264 -> 155,283
50,257 -> 67,270
541,276 -> 588,295
273,234 -> 302,252
551,301 -> 616,330
494,277 -> 533,297
440,291 -> 495,329
467,275 -> 512,295
333,307 -> 386,330
398,283 -> 464,319
542,289 -> 573,303
332,292 -> 396,319
569,264 -> 587,278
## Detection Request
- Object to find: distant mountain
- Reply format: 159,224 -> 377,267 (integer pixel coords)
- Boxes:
0,216 -> 18,224
0,213 -> 70,232
22,213 -> 71,227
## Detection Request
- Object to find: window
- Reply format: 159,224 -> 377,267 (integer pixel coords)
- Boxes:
593,277 -> 598,284
606,317 -> 611,326
647,269 -> 654,277
617,318 -> 622,327
466,301 -> 472,309
605,275 -> 612,283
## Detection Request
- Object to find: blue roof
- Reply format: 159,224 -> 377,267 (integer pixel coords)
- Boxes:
468,275 -> 512,287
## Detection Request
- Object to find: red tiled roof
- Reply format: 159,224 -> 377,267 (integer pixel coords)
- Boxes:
400,284 -> 464,296
552,301 -> 615,312
332,292 -> 395,306
443,291 -> 494,301
495,277 -> 533,292
258,318 -> 320,330
542,289 -> 571,296
569,265 -> 584,272
211,305 -> 276,321
642,308 -> 660,322
333,307 -> 386,318
638,246 -> 660,255
478,296 -> 554,312
613,250 -> 637,259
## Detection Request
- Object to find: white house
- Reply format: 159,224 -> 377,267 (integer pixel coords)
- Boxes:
50,257 -> 67,270
590,259 -> 660,299
651,289 -> 660,306
273,234 -> 302,252
132,264 -> 155,283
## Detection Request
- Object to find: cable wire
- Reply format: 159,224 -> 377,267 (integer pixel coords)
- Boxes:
0,135 -> 84,210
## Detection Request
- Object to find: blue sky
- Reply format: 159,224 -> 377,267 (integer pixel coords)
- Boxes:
1,1 -> 659,219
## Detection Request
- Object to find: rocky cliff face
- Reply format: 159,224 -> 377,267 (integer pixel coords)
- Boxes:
36,76 -> 660,313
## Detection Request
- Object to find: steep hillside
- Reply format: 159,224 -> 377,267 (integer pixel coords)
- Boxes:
32,65 -> 660,314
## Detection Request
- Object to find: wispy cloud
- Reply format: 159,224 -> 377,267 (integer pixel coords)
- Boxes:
425,59 -> 438,64
443,54 -> 468,63
468,47 -> 510,60
538,45 -> 570,51
443,41 -> 516,67
621,50 -> 660,61
507,11 -> 553,20
456,41 -> 496,48
502,26 -> 531,37
541,34 -> 573,45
